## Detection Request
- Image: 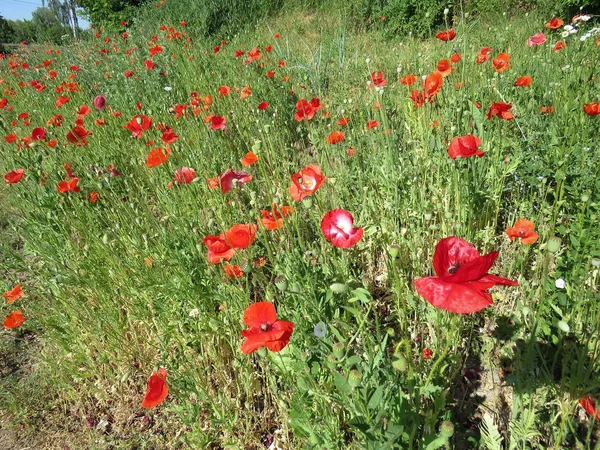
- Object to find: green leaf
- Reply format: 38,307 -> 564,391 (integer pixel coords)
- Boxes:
367,385 -> 384,410
334,371 -> 352,396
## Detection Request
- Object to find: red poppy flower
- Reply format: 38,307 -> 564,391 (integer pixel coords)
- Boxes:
448,135 -> 484,159
173,167 -> 196,184
579,395 -> 600,420
5,169 -> 25,184
32,127 -> 46,141
337,117 -> 349,126
124,115 -> 152,138
451,53 -> 461,63
218,85 -> 231,97
225,224 -> 257,249
422,348 -> 433,359
55,95 -> 70,107
4,310 -> 25,329
207,177 -> 219,190
527,33 -> 547,47
219,169 -> 252,194
146,147 -> 171,168
240,151 -> 259,166
400,74 -> 417,86
223,264 -> 244,278
487,102 -> 514,120
261,204 -> 294,230
94,94 -> 106,110
149,44 -> 163,57
366,120 -> 380,129
545,18 -> 564,29
321,209 -> 364,249
514,76 -> 532,87
209,115 -> 226,130
289,164 -> 326,201
3,284 -> 23,304
161,129 -> 179,145
410,90 -> 427,108
414,237 -> 518,314
540,106 -> 554,114
241,302 -> 294,354
492,52 -> 511,72
583,103 -> 600,116
554,41 -> 567,52
327,131 -> 345,144
89,192 -> 98,203
424,72 -> 443,97
257,101 -> 268,110
203,234 -> 236,264
141,368 -> 168,408
370,71 -> 387,88
57,177 -> 80,193
436,28 -> 456,41
506,219 -> 539,245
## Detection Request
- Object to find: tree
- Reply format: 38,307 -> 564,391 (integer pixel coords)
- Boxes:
76,0 -> 148,29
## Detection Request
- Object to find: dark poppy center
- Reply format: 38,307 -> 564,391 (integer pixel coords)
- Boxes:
260,323 -> 271,331
448,264 -> 461,274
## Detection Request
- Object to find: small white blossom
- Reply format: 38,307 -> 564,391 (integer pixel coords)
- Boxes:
189,308 -> 200,317
555,278 -> 566,289
163,86 -> 172,91
564,25 -> 574,32
314,322 -> 327,338
365,58 -> 371,64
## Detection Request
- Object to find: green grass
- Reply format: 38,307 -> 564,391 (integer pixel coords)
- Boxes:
1,5 -> 600,449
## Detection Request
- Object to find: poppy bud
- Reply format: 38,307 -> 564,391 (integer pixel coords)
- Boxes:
275,275 -> 287,291
581,194 -> 590,202
388,244 -> 400,258
392,353 -> 408,372
557,320 -> 570,333
439,420 -> 454,438
239,260 -> 252,273
332,342 -> 345,359
546,237 -> 561,253
592,258 -> 600,267
272,196 -> 280,205
424,212 -> 433,221
329,282 -> 348,294
348,369 -> 362,388
302,196 -> 313,208
386,327 -> 395,337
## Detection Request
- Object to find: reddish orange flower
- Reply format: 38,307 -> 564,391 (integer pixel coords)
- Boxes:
57,177 -> 80,193
173,167 -> 196,184
540,106 -> 554,114
492,52 -> 511,72
553,40 -> 567,52
3,284 -> 23,304
124,114 -> 152,138
203,234 -> 236,263
218,85 -> 231,97
448,135 -> 484,159
514,76 -> 532,87
487,102 -> 514,120
55,95 -> 70,107
89,192 -> 99,203
261,204 -> 294,230
240,151 -> 259,166
5,168 -> 25,184
241,302 -> 294,354
436,28 -> 456,41
424,72 -> 443,98
583,102 -> 600,116
366,120 -> 380,129
545,18 -> 564,29
66,125 -> 92,146
223,264 -> 244,279
450,53 -> 461,63
422,348 -> 433,359
146,147 -> 171,168
327,131 -> 345,144
289,164 -> 326,201
4,310 -> 25,329
337,117 -> 349,126
506,219 -> 539,245
294,98 -> 323,122
141,368 -> 168,408
225,224 -> 257,249
400,74 -> 417,86
370,71 -> 387,88
579,395 -> 600,421
436,59 -> 452,77
207,177 -> 219,189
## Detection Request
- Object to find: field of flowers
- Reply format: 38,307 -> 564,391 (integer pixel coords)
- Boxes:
1,4 -> 600,449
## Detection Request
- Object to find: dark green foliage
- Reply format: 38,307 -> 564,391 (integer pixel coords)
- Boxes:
75,0 -> 149,30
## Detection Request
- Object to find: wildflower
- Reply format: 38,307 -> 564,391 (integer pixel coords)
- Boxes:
4,311 -> 25,329
448,135 -> 484,159
209,115 -> 226,130
223,264 -> 244,278
492,52 -> 511,72
240,152 -> 258,166
5,169 -> 25,184
3,284 -> 23,304
66,125 -> 92,145
124,115 -> 152,138
506,219 -> 539,244
314,322 -> 328,338
225,224 -> 257,249
414,237 -> 518,314
422,348 -> 433,359
370,71 -> 387,88
327,131 -> 345,144
321,209 -> 364,249
203,234 -> 236,263
146,147 -> 171,168
555,278 -> 566,289
487,102 -> 514,120
240,302 -> 294,354
436,28 -> 456,41
400,74 -> 417,85
57,177 -> 80,193
261,204 -> 294,230
367,120 -> 380,129
289,165 -> 326,201
527,33 -> 547,46
579,395 -> 600,420
583,102 -> 600,116
219,169 -> 252,194
173,167 -> 196,184
545,18 -> 564,30
514,76 -> 532,87
141,368 -> 168,408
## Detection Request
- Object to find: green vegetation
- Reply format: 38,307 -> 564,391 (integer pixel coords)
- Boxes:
1,2 -> 600,449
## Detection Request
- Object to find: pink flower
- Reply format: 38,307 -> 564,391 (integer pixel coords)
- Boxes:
219,169 -> 252,194
209,115 -> 226,130
93,94 -> 106,111
173,167 -> 196,184
527,33 -> 547,47
321,209 -> 363,249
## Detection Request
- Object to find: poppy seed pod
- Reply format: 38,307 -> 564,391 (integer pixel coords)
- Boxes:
326,353 -> 337,369
392,353 -> 408,372
275,276 -> 288,291
348,369 -> 362,388
332,342 -> 345,359
302,196 -> 313,208
439,420 -> 454,438
547,237 -> 561,253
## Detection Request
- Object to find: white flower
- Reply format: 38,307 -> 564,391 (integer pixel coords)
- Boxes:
569,28 -> 578,35
555,278 -> 566,289
189,308 -> 200,317
313,322 -> 327,338
365,58 -> 371,64
163,86 -> 172,91
397,66 -> 402,73
561,31 -> 569,38
564,25 -> 574,32
444,8 -> 449,16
